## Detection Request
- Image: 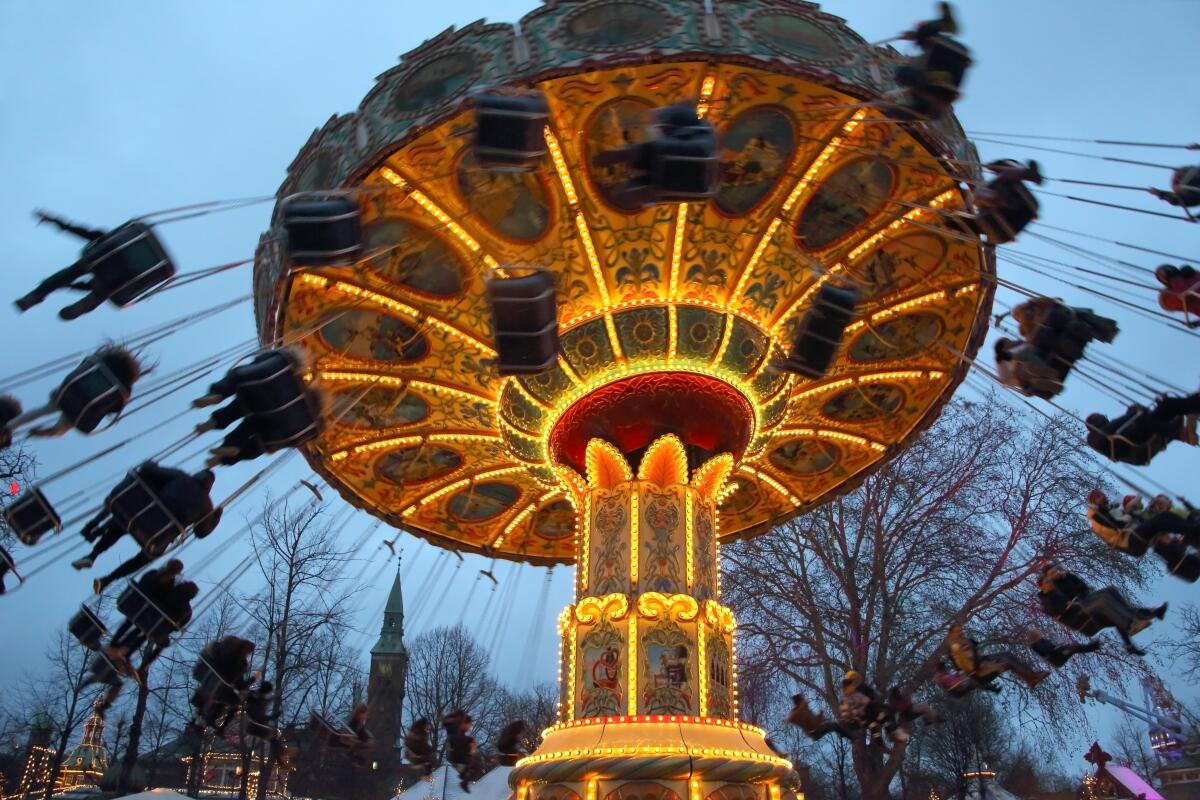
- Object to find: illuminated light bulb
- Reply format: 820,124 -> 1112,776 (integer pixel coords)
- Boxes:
669,203 -> 689,298
729,217 -> 784,303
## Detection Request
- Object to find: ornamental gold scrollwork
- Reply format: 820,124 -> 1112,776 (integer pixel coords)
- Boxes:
703,599 -> 736,633
574,592 -> 631,623
637,592 -> 700,622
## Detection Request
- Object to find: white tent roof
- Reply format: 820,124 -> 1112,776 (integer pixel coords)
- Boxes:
964,776 -> 1018,800
395,766 -> 513,800
112,791 -> 192,800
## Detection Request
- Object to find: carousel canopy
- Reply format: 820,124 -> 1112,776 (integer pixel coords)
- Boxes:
254,0 -> 993,564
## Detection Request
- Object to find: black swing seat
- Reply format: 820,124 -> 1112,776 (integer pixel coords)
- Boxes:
69,605 -> 109,651
55,355 -> 133,434
638,105 -> 719,203
1174,165 -> 1200,206
4,488 -> 62,546
473,90 -> 550,172
486,267 -> 559,375
779,283 -> 860,378
281,192 -> 364,266
309,713 -> 365,749
253,392 -> 323,452
232,354 -> 322,451
82,221 -> 177,307
109,467 -> 187,556
116,582 -> 176,638
967,182 -> 1038,244
920,35 -> 972,89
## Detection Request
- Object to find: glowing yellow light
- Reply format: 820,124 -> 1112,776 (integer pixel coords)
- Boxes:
514,744 -> 791,768
697,619 -> 708,717
428,432 -> 504,445
298,274 -> 497,356
317,371 -> 497,404
508,375 -> 553,411
603,312 -> 624,360
667,304 -> 679,363
696,73 -> 717,118
579,490 -> 591,592
636,592 -> 700,621
539,715 -> 765,735
493,502 -> 536,548
771,426 -> 886,452
789,370 -> 946,401
730,217 -> 783,303
331,434 -> 422,461
846,189 -> 958,264
586,778 -> 598,800
399,466 -> 526,515
630,490 -> 640,587
543,126 -> 579,206
627,614 -> 639,716
769,785 -> 781,800
530,363 -> 763,475
685,490 -> 695,592
781,109 -> 868,215
771,264 -> 846,335
739,466 -> 802,507
517,783 -> 529,800
637,434 -> 689,487
557,355 -> 584,386
670,202 -> 689,298
703,599 -> 737,634
586,439 -> 633,489
568,618 -> 578,718
574,593 -> 630,623
561,296 -> 768,331
377,166 -> 498,269
843,282 -> 979,333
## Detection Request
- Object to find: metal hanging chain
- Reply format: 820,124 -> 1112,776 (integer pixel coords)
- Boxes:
964,131 -> 1199,151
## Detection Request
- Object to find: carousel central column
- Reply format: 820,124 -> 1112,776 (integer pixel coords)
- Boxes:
512,435 -> 798,800
566,437 -> 735,721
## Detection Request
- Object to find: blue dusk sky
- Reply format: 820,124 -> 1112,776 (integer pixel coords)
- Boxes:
1,0 -> 1198,775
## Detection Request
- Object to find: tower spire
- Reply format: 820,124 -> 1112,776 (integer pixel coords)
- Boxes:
372,562 -> 405,655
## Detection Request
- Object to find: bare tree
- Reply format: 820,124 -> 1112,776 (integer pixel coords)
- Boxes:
20,631 -> 97,800
404,625 -> 500,755
491,683 -> 559,756
1110,716 -> 1160,788
918,695 -> 1009,800
1164,604 -> 1200,681
723,398 -> 1151,800
240,498 -> 357,800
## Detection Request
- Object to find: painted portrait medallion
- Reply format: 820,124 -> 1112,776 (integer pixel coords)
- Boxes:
795,158 -> 895,250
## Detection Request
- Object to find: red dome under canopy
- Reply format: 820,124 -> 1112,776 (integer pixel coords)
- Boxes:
549,372 -> 754,473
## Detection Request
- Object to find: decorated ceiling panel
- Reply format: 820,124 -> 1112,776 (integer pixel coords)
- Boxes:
256,0 -> 994,564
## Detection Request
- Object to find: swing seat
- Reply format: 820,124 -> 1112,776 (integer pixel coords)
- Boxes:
282,193 -> 364,266
920,35 -> 972,89
309,713 -> 358,749
254,393 -> 323,452
109,467 -> 186,555
1173,165 -> 1200,207
779,283 -> 860,378
232,354 -> 322,451
83,222 -> 177,307
55,355 -> 132,434
639,107 -> 719,203
473,91 -> 550,172
486,267 -> 559,375
4,488 -> 62,546
649,138 -> 720,202
69,606 -> 109,651
971,182 -> 1038,244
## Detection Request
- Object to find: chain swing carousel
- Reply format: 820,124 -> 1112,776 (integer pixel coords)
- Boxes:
251,1 -> 993,799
